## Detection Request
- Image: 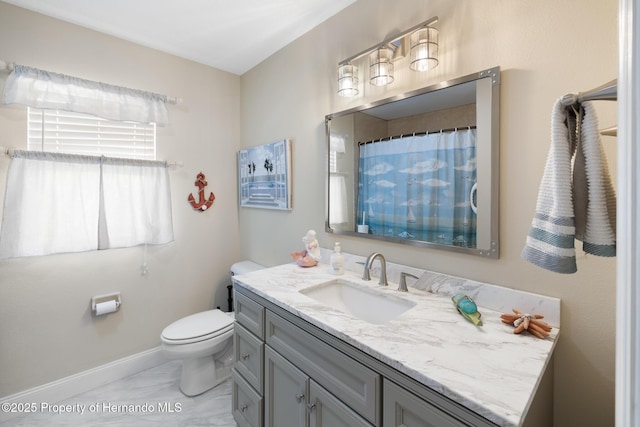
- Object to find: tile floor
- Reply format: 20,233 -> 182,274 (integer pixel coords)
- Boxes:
3,361 -> 237,426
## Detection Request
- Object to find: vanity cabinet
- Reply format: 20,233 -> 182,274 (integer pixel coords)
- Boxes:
232,291 -> 266,427
233,286 -> 498,427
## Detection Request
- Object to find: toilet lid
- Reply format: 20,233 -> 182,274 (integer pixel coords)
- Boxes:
162,309 -> 234,342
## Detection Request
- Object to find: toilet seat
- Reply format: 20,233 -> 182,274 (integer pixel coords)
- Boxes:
161,309 -> 234,345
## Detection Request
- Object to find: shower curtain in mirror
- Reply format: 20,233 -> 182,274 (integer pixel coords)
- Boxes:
357,129 -> 477,247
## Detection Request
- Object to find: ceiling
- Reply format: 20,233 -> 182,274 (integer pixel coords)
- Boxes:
1,0 -> 356,75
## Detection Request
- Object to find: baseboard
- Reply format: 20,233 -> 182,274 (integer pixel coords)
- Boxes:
0,346 -> 166,423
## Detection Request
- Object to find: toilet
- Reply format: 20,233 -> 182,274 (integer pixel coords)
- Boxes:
160,261 -> 264,396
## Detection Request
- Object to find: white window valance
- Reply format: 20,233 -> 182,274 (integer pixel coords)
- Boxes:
1,64 -> 170,126
0,150 -> 174,259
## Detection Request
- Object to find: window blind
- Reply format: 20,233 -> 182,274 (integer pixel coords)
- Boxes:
28,108 -> 156,160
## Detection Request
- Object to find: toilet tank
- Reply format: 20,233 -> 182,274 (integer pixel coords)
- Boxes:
230,261 -> 265,276
227,261 -> 264,312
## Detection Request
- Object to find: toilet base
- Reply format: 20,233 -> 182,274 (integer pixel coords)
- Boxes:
179,355 -> 232,396
161,310 -> 237,397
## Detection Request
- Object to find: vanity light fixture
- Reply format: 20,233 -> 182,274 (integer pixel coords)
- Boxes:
337,63 -> 359,97
409,27 -> 439,71
369,46 -> 395,86
336,16 -> 439,96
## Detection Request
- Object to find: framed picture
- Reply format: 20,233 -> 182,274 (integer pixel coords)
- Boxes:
238,138 -> 292,210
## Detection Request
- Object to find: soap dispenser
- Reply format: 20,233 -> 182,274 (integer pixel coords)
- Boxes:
330,242 -> 345,275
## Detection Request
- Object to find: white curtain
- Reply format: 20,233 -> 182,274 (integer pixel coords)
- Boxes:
2,65 -> 169,126
100,157 -> 174,249
0,151 -> 174,259
0,152 -> 101,258
329,174 -> 348,224
329,135 -> 348,224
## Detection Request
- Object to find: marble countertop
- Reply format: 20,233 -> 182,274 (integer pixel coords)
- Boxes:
232,255 -> 560,427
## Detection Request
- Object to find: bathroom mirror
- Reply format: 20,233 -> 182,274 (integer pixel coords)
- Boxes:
325,67 -> 500,258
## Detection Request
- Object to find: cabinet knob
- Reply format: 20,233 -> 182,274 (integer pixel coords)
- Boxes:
307,402 -> 316,412
295,393 -> 305,402
241,353 -> 250,360
240,404 -> 248,412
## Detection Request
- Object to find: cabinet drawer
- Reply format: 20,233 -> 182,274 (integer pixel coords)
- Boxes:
232,369 -> 264,427
383,379 -> 468,427
234,323 -> 264,393
235,290 -> 265,339
266,310 -> 380,425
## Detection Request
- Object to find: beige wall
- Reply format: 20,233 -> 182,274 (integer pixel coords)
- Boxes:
0,3 -> 242,395
240,1 -> 617,426
0,0 -> 618,425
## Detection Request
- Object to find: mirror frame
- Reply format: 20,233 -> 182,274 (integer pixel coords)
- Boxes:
325,67 -> 500,258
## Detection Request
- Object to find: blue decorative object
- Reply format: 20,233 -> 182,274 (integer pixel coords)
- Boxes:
457,297 -> 477,314
452,293 -> 482,326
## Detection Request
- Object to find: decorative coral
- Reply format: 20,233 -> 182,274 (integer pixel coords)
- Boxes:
500,309 -> 552,339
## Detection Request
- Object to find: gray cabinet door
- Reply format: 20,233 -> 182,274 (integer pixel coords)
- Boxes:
265,346 -> 309,427
383,379 -> 467,427
309,380 -> 374,427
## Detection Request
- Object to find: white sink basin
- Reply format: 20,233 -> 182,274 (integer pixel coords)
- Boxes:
299,279 -> 416,324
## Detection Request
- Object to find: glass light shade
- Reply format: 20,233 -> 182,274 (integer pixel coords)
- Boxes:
337,64 -> 359,97
409,27 -> 439,71
369,47 -> 394,86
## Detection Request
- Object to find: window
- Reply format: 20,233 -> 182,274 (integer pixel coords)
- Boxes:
27,108 -> 156,160
0,67 -> 173,259
329,150 -> 338,173
329,139 -> 347,224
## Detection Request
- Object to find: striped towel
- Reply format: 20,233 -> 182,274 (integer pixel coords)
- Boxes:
521,100 -> 616,273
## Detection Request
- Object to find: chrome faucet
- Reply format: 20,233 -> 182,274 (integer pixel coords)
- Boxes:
398,272 -> 419,292
362,252 -> 388,286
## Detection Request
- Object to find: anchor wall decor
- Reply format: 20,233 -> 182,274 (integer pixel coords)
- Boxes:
188,172 -> 215,211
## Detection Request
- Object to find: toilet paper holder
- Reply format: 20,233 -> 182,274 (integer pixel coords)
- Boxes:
91,292 -> 121,315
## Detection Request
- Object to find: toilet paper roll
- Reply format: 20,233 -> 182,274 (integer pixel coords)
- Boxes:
95,300 -> 118,316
